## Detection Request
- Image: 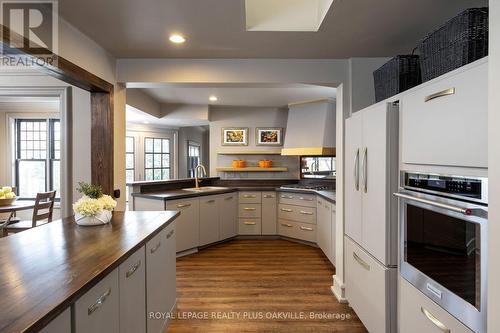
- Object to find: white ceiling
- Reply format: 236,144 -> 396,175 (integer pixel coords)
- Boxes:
59,0 -> 486,58
136,83 -> 336,107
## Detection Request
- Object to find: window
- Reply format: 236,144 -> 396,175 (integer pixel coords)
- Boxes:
125,136 -> 135,183
15,119 -> 60,198
300,156 -> 336,179
187,142 -> 201,178
144,137 -> 170,180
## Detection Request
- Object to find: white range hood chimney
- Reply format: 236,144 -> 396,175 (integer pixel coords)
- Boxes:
281,99 -> 336,156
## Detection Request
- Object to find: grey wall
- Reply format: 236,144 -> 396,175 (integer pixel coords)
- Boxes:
178,126 -> 209,179
488,3 -> 499,332
209,106 -> 299,179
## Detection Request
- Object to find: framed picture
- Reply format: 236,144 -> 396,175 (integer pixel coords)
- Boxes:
256,127 -> 284,146
221,127 -> 248,146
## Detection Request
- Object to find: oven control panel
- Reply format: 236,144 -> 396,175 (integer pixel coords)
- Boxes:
403,172 -> 484,200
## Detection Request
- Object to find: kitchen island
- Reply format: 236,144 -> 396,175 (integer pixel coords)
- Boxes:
0,211 -> 179,333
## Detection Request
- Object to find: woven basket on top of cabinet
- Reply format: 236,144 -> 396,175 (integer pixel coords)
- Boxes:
373,55 -> 422,103
417,7 -> 488,82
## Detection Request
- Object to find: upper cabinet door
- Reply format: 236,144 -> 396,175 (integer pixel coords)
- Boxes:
344,112 -> 363,244
361,103 -> 398,265
401,60 -> 487,168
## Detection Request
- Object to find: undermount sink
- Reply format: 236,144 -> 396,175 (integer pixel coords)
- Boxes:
182,186 -> 228,192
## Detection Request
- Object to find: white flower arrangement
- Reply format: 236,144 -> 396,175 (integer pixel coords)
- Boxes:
73,182 -> 117,226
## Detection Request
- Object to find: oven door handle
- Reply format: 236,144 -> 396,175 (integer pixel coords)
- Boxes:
393,192 -> 485,217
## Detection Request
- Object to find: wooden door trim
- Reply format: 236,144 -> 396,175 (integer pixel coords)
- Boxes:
1,25 -> 115,194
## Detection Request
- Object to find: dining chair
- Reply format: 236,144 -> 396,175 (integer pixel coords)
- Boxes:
0,212 -> 12,237
4,191 -> 57,234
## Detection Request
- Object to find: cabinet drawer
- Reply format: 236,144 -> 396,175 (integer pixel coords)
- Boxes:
279,192 -> 316,207
238,218 -> 261,235
75,269 -> 119,333
345,236 -> 396,333
278,204 -> 316,224
239,204 -> 261,218
401,61 -> 487,168
239,192 -> 262,204
399,278 -> 474,333
278,220 -> 316,243
119,246 -> 146,333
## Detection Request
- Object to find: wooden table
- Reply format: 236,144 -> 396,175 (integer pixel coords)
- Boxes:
0,200 -> 36,213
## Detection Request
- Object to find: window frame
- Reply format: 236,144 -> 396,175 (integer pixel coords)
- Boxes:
187,141 -> 201,178
125,136 -> 136,183
15,118 -> 61,200
143,136 -> 171,181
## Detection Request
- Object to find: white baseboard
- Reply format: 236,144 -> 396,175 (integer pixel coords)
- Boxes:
331,274 -> 348,303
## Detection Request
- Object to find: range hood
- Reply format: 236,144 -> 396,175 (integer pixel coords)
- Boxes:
281,100 -> 336,156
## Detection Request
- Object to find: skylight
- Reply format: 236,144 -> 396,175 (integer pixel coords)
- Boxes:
245,0 -> 334,32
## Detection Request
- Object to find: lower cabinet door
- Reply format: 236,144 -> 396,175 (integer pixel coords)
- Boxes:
330,205 -> 336,265
262,192 -> 277,235
345,236 -> 396,333
74,269 -> 119,333
220,193 -> 237,239
238,218 -> 261,235
199,196 -> 220,246
399,278 -> 474,333
40,308 -> 71,333
316,198 -> 332,261
119,246 -> 146,333
146,226 -> 174,333
167,198 -> 199,252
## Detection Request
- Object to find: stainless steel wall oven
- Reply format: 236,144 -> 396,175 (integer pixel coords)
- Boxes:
395,171 -> 488,333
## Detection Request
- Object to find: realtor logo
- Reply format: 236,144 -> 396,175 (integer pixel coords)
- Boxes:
0,0 -> 58,68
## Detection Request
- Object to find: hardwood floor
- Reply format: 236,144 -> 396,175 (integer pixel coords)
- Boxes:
166,239 -> 367,333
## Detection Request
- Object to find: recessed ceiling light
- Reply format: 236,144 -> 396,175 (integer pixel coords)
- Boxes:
209,96 -> 218,102
169,34 -> 186,44
143,121 -> 149,124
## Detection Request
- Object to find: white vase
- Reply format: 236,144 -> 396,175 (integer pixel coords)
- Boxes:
75,210 -> 113,226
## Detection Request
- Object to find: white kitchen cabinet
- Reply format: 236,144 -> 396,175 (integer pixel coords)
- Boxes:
199,196 -> 220,246
401,59 -> 487,168
40,308 -> 71,333
238,218 -> 262,235
119,246 -> 146,333
345,236 -> 396,333
344,102 -> 399,266
219,193 -> 237,239
262,192 -> 277,235
146,224 -> 176,333
166,198 -> 199,252
399,278 -> 473,333
330,205 -> 336,265
316,197 -> 333,264
74,269 -> 119,333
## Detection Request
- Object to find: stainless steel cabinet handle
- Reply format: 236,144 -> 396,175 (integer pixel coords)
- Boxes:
126,260 -> 141,278
299,210 -> 313,215
243,195 -> 256,198
300,226 -> 313,231
393,192 -> 482,217
224,196 -> 234,200
281,223 -> 293,228
299,196 -> 313,201
281,195 -> 294,199
263,195 -> 274,198
421,307 -> 450,333
424,88 -> 455,102
150,242 -> 161,254
363,148 -> 368,193
88,288 -> 111,315
206,199 -> 216,203
176,203 -> 191,208
243,207 -> 256,211
166,230 -> 174,239
243,221 -> 256,225
280,208 -> 293,212
354,148 -> 360,191
353,252 -> 370,271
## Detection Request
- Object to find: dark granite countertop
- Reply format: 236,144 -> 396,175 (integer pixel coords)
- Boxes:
133,186 -> 336,203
